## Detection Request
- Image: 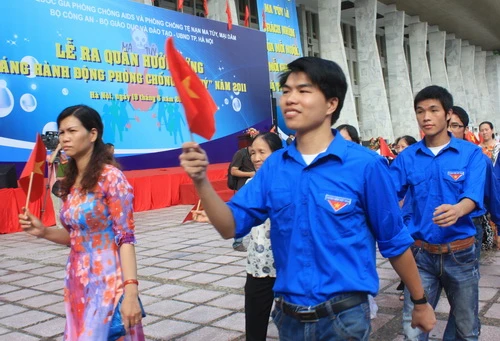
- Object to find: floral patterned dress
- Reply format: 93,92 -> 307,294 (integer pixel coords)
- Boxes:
244,178 -> 276,278
60,165 -> 144,341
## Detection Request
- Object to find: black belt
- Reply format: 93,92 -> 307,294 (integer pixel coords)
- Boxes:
276,293 -> 368,322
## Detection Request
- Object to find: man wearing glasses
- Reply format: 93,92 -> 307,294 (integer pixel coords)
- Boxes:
444,105 -> 500,339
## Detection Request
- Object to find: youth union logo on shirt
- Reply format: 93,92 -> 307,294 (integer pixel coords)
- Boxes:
447,171 -> 465,181
325,194 -> 352,212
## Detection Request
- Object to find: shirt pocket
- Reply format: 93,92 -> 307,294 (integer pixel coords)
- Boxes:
315,192 -> 358,239
408,171 -> 427,200
442,169 -> 466,197
268,189 -> 294,234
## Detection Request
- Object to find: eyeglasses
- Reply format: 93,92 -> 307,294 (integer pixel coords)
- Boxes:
449,123 -> 464,129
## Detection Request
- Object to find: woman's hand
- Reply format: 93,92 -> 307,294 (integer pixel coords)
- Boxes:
120,286 -> 142,333
179,142 -> 209,183
18,207 -> 46,238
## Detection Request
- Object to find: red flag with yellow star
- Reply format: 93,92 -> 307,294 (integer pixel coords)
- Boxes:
244,5 -> 250,27
225,0 -> 232,30
465,129 -> 480,145
19,134 -> 47,202
166,37 -> 217,140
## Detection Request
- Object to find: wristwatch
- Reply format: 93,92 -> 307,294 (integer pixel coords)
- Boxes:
410,292 -> 428,305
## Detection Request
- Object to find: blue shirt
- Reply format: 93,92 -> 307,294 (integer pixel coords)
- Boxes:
390,134 -> 486,244
228,131 -> 414,306
480,155 -> 500,232
470,153 -> 496,219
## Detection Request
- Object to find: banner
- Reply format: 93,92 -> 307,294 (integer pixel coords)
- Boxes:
0,0 -> 271,164
256,0 -> 303,137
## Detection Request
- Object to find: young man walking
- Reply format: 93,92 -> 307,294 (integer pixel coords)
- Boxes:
390,87 -> 486,341
180,57 -> 435,340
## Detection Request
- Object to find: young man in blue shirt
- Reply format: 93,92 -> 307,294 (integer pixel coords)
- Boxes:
180,57 -> 435,340
390,86 -> 486,341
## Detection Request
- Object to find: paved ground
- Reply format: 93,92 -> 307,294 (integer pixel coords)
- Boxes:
0,205 -> 499,340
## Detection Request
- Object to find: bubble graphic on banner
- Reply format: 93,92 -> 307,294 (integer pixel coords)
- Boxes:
31,84 -> 37,90
42,122 -> 58,134
62,88 -> 69,95
233,90 -> 240,96
224,98 -> 229,105
232,98 -> 242,112
0,80 -> 14,118
20,93 -> 37,112
20,56 -> 39,78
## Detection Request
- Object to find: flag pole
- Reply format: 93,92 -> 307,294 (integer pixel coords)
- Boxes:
25,172 -> 34,209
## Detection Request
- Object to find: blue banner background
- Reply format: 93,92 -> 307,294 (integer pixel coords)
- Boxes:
0,0 -> 272,167
255,0 -> 303,137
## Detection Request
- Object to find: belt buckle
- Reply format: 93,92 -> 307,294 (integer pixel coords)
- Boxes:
296,309 -> 319,323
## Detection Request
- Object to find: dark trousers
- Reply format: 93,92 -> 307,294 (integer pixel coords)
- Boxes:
244,273 -> 276,341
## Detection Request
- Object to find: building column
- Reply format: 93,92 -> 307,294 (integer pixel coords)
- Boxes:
409,21 -> 432,95
297,5 -> 308,56
428,30 -> 449,89
474,50 -> 491,123
207,0 -> 239,26
130,0 -> 153,4
317,0 -> 359,131
486,54 -> 500,128
354,0 -> 393,141
384,10 -> 419,140
445,37 -> 468,112
461,43 -> 481,126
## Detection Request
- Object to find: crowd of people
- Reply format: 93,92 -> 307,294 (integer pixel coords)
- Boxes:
17,55 -> 500,341
180,56 -> 500,341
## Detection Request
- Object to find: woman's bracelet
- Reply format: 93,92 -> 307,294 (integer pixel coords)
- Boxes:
123,279 -> 139,287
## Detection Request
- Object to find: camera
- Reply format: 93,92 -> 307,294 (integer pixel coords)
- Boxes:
41,131 -> 59,151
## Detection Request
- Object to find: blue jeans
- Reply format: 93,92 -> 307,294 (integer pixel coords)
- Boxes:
271,293 -> 371,341
402,244 -> 479,341
442,218 -> 484,340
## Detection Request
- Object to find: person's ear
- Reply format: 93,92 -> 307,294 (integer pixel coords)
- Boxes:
326,97 -> 339,116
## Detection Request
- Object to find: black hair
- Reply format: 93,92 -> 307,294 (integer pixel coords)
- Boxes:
56,105 -> 118,197
451,106 -> 469,127
279,57 -> 348,126
399,135 -> 417,146
106,142 -> 114,147
251,132 -> 283,152
479,121 -> 495,138
414,85 -> 453,114
336,124 -> 361,144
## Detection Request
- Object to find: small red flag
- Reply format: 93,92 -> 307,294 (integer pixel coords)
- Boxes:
19,134 -> 47,203
244,5 -> 250,27
378,137 -> 395,158
177,0 -> 183,10
166,37 -> 217,140
226,0 -> 232,30
465,130 -> 480,145
262,9 -> 266,30
203,0 -> 208,17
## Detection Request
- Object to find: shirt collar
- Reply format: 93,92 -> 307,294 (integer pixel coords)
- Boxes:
416,132 -> 459,156
283,129 -> 347,164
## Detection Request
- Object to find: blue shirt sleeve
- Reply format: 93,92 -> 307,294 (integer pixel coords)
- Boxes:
389,154 -> 409,200
227,158 -> 271,238
484,157 -> 500,228
459,148 -> 486,210
363,157 -> 414,258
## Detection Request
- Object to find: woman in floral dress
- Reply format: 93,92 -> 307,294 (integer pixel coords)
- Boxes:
244,132 -> 283,341
19,105 -> 144,341
479,121 -> 500,166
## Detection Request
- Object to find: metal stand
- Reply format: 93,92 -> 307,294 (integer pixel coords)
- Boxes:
41,161 -> 55,220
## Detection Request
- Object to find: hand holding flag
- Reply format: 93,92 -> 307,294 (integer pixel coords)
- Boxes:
166,37 -> 217,140
18,207 -> 46,238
